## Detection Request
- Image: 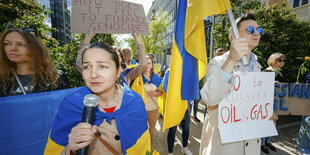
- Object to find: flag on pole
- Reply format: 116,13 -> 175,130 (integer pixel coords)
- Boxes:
163,0 -> 232,131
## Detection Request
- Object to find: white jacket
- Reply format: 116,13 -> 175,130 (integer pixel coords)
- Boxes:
200,52 -> 262,155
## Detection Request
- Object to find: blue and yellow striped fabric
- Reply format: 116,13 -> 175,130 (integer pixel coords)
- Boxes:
163,0 -> 231,131
142,73 -> 161,87
120,65 -> 146,103
0,88 -> 79,155
44,85 -> 150,154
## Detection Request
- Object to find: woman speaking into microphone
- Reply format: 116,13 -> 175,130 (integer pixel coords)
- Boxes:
44,41 -> 151,155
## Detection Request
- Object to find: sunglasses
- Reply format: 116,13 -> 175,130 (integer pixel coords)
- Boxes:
246,26 -> 263,35
277,59 -> 285,63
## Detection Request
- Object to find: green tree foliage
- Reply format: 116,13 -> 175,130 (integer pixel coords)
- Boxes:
0,0 -> 47,31
0,0 -> 56,42
112,34 -> 126,48
141,8 -> 169,56
213,0 -> 310,82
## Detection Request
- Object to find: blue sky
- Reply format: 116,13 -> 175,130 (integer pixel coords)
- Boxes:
126,0 -> 153,14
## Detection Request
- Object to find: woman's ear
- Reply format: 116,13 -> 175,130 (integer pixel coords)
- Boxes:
229,34 -> 233,41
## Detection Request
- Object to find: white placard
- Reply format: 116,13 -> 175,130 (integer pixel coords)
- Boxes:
218,72 -> 278,144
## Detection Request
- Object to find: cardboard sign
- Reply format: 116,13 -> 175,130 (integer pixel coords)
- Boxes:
274,83 -> 310,115
218,72 -> 278,144
71,0 -> 150,34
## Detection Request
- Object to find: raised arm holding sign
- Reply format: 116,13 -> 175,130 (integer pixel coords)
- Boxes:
199,12 -> 278,155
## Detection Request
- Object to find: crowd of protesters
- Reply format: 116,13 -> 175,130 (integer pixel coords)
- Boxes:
1,12 -> 310,155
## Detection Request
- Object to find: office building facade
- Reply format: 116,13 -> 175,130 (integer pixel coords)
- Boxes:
147,0 -> 213,64
253,0 -> 309,20
38,0 -> 71,45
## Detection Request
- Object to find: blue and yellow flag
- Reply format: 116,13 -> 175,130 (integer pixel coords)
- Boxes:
163,0 -> 231,131
44,85 -> 150,154
121,65 -> 146,103
0,88 -> 79,155
157,84 -> 166,115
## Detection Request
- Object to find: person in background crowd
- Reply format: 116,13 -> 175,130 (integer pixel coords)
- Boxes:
163,68 -> 192,155
200,48 -> 227,118
199,12 -> 278,155
143,55 -> 162,149
192,78 -> 205,123
45,41 -> 150,154
260,53 -> 286,154
297,71 -> 310,155
112,45 -> 127,70
122,47 -> 137,67
0,28 -> 69,97
192,100 -> 201,123
263,53 -> 286,83
147,53 -> 155,62
159,65 -> 168,78
215,47 -> 227,56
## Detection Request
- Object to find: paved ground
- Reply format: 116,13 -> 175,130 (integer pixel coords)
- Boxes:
152,102 -> 302,155
261,122 -> 302,155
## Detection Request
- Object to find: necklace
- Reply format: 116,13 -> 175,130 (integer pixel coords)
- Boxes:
14,73 -> 27,95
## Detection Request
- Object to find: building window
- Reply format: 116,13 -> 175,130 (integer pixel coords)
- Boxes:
293,0 -> 308,8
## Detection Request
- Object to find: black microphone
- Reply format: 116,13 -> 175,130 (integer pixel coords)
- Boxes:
76,94 -> 99,155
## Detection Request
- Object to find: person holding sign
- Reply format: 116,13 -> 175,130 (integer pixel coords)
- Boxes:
122,47 -> 137,67
76,31 -> 147,88
199,13 -> 278,155
45,41 -> 150,154
0,28 -> 69,97
163,68 -> 193,155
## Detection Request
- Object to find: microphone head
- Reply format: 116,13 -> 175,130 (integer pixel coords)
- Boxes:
83,94 -> 99,107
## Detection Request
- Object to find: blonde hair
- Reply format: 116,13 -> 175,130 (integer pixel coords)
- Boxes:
0,28 -> 59,93
267,53 -> 286,67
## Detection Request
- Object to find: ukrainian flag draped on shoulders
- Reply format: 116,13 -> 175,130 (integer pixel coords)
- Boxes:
0,88 -> 79,155
44,84 -> 150,154
163,0 -> 231,131
142,73 -> 161,87
120,64 -> 146,103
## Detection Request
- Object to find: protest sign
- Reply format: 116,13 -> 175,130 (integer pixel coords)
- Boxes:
274,83 -> 310,115
218,72 -> 278,144
71,0 -> 150,34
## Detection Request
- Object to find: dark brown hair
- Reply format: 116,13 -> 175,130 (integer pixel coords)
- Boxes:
82,41 -> 120,69
236,12 -> 257,29
112,45 -> 126,69
0,28 -> 59,93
